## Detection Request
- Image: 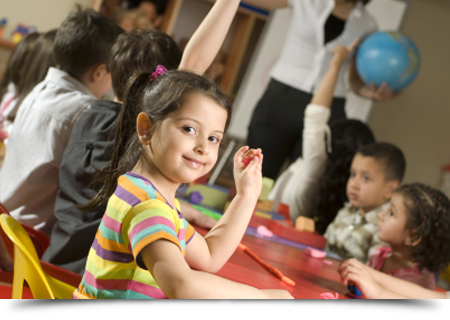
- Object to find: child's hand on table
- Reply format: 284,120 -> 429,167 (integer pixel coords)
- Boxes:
338,258 -> 382,299
233,146 -> 263,200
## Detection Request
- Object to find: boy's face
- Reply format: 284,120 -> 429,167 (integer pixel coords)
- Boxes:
346,153 -> 395,214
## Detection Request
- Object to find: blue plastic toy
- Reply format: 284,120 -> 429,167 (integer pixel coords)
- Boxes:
356,31 -> 420,92
348,284 -> 362,296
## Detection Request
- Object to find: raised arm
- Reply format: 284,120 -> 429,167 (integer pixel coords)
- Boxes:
311,40 -> 359,108
179,0 -> 241,75
184,147 -> 263,273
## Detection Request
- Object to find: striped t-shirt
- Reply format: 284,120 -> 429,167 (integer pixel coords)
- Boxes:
73,172 -> 195,299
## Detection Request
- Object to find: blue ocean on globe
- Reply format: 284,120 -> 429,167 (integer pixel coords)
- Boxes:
356,31 -> 420,92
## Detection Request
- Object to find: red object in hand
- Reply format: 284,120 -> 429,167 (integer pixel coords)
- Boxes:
243,157 -> 251,167
238,243 -> 295,286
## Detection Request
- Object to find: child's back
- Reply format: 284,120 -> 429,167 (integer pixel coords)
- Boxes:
0,7 -> 123,235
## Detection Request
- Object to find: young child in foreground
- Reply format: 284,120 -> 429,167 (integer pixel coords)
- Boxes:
324,142 -> 406,262
339,183 -> 450,294
72,69 -> 293,299
43,0 -> 241,275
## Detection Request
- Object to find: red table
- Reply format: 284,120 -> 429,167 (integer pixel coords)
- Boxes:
194,226 -> 354,299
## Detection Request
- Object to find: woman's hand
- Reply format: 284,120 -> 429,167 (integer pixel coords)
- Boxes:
337,258 -> 382,299
233,146 -> 263,200
360,82 -> 402,101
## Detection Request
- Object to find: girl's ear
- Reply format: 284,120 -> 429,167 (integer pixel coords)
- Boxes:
137,112 -> 153,145
405,232 -> 422,247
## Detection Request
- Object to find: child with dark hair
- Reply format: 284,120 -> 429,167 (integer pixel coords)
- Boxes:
269,40 -> 375,224
339,184 -> 450,295
0,32 -> 40,136
324,142 -> 406,262
6,29 -> 58,125
42,0 -> 243,275
0,7 -> 124,235
72,69 -> 292,299
366,183 -> 450,289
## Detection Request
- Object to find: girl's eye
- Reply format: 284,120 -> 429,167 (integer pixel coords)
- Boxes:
350,171 -> 356,177
363,176 -> 370,181
183,126 -> 196,135
209,136 -> 220,144
389,210 -> 394,216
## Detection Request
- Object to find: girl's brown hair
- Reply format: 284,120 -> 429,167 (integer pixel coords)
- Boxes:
395,183 -> 450,272
82,70 -> 231,210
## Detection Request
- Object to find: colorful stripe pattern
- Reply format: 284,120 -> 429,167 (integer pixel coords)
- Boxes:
73,172 -> 195,299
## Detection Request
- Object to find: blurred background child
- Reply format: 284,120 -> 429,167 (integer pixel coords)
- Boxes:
0,32 -> 39,137
324,142 -> 406,262
366,183 -> 450,289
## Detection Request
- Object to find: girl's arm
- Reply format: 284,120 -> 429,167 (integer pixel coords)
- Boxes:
338,258 -> 447,299
185,147 -> 263,273
179,0 -> 241,75
141,239 -> 293,299
311,40 -> 359,108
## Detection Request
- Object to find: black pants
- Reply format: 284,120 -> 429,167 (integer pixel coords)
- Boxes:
247,78 -> 346,180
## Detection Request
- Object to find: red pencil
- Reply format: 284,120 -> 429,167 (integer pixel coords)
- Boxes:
238,243 -> 295,286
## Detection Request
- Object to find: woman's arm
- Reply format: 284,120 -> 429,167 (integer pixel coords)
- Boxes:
141,239 -> 293,299
338,259 -> 447,299
179,0 -> 241,75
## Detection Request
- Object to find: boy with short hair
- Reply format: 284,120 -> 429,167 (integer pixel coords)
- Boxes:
0,7 -> 124,235
324,142 -> 406,262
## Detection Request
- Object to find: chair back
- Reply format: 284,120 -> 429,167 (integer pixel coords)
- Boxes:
0,214 -> 75,299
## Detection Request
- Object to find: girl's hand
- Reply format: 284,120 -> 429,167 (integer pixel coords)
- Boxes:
233,146 -> 263,200
338,259 -> 382,299
330,38 -> 359,70
361,82 -> 403,101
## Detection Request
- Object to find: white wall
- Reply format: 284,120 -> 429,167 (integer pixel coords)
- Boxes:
227,0 -> 409,140
0,0 -> 92,36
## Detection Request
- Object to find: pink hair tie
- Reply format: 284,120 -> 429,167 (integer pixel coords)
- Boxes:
150,65 -> 168,81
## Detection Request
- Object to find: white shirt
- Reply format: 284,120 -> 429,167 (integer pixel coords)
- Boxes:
268,104 -> 331,220
0,82 -> 17,140
0,67 -> 95,234
271,0 -> 377,97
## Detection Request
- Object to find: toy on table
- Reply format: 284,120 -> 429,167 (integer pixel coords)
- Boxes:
259,177 -> 274,202
295,216 -> 315,233
238,243 -> 295,287
320,292 -> 338,299
256,225 -> 273,238
185,184 -> 228,211
11,23 -> 37,44
188,191 -> 203,205
304,247 -> 326,259
191,204 -> 223,221
347,284 -> 362,296
276,203 -> 290,220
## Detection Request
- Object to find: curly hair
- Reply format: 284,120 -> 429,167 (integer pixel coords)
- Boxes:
312,119 -> 375,235
395,183 -> 450,273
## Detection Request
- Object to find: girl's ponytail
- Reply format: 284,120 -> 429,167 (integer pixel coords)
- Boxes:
80,72 -> 152,211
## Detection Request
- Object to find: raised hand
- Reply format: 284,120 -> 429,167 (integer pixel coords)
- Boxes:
233,146 -> 263,200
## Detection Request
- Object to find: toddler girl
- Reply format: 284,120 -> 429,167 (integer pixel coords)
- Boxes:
366,183 -> 450,289
72,68 -> 293,299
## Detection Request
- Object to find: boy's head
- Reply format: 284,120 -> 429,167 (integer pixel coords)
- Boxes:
110,29 -> 182,102
347,142 -> 406,214
54,6 -> 124,97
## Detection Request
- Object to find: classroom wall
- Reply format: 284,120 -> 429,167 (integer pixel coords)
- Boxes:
0,0 -> 92,36
368,0 -> 450,187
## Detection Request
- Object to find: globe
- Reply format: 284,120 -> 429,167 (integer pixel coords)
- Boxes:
356,31 -> 420,92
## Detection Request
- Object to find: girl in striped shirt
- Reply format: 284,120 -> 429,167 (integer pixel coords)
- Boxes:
73,69 -> 293,299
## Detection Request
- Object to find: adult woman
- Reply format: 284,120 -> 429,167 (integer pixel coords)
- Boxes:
244,0 -> 397,179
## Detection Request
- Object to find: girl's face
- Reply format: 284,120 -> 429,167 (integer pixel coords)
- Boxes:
148,93 -> 227,185
377,193 -> 411,246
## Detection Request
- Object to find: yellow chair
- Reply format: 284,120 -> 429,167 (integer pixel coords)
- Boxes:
0,214 -> 76,299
